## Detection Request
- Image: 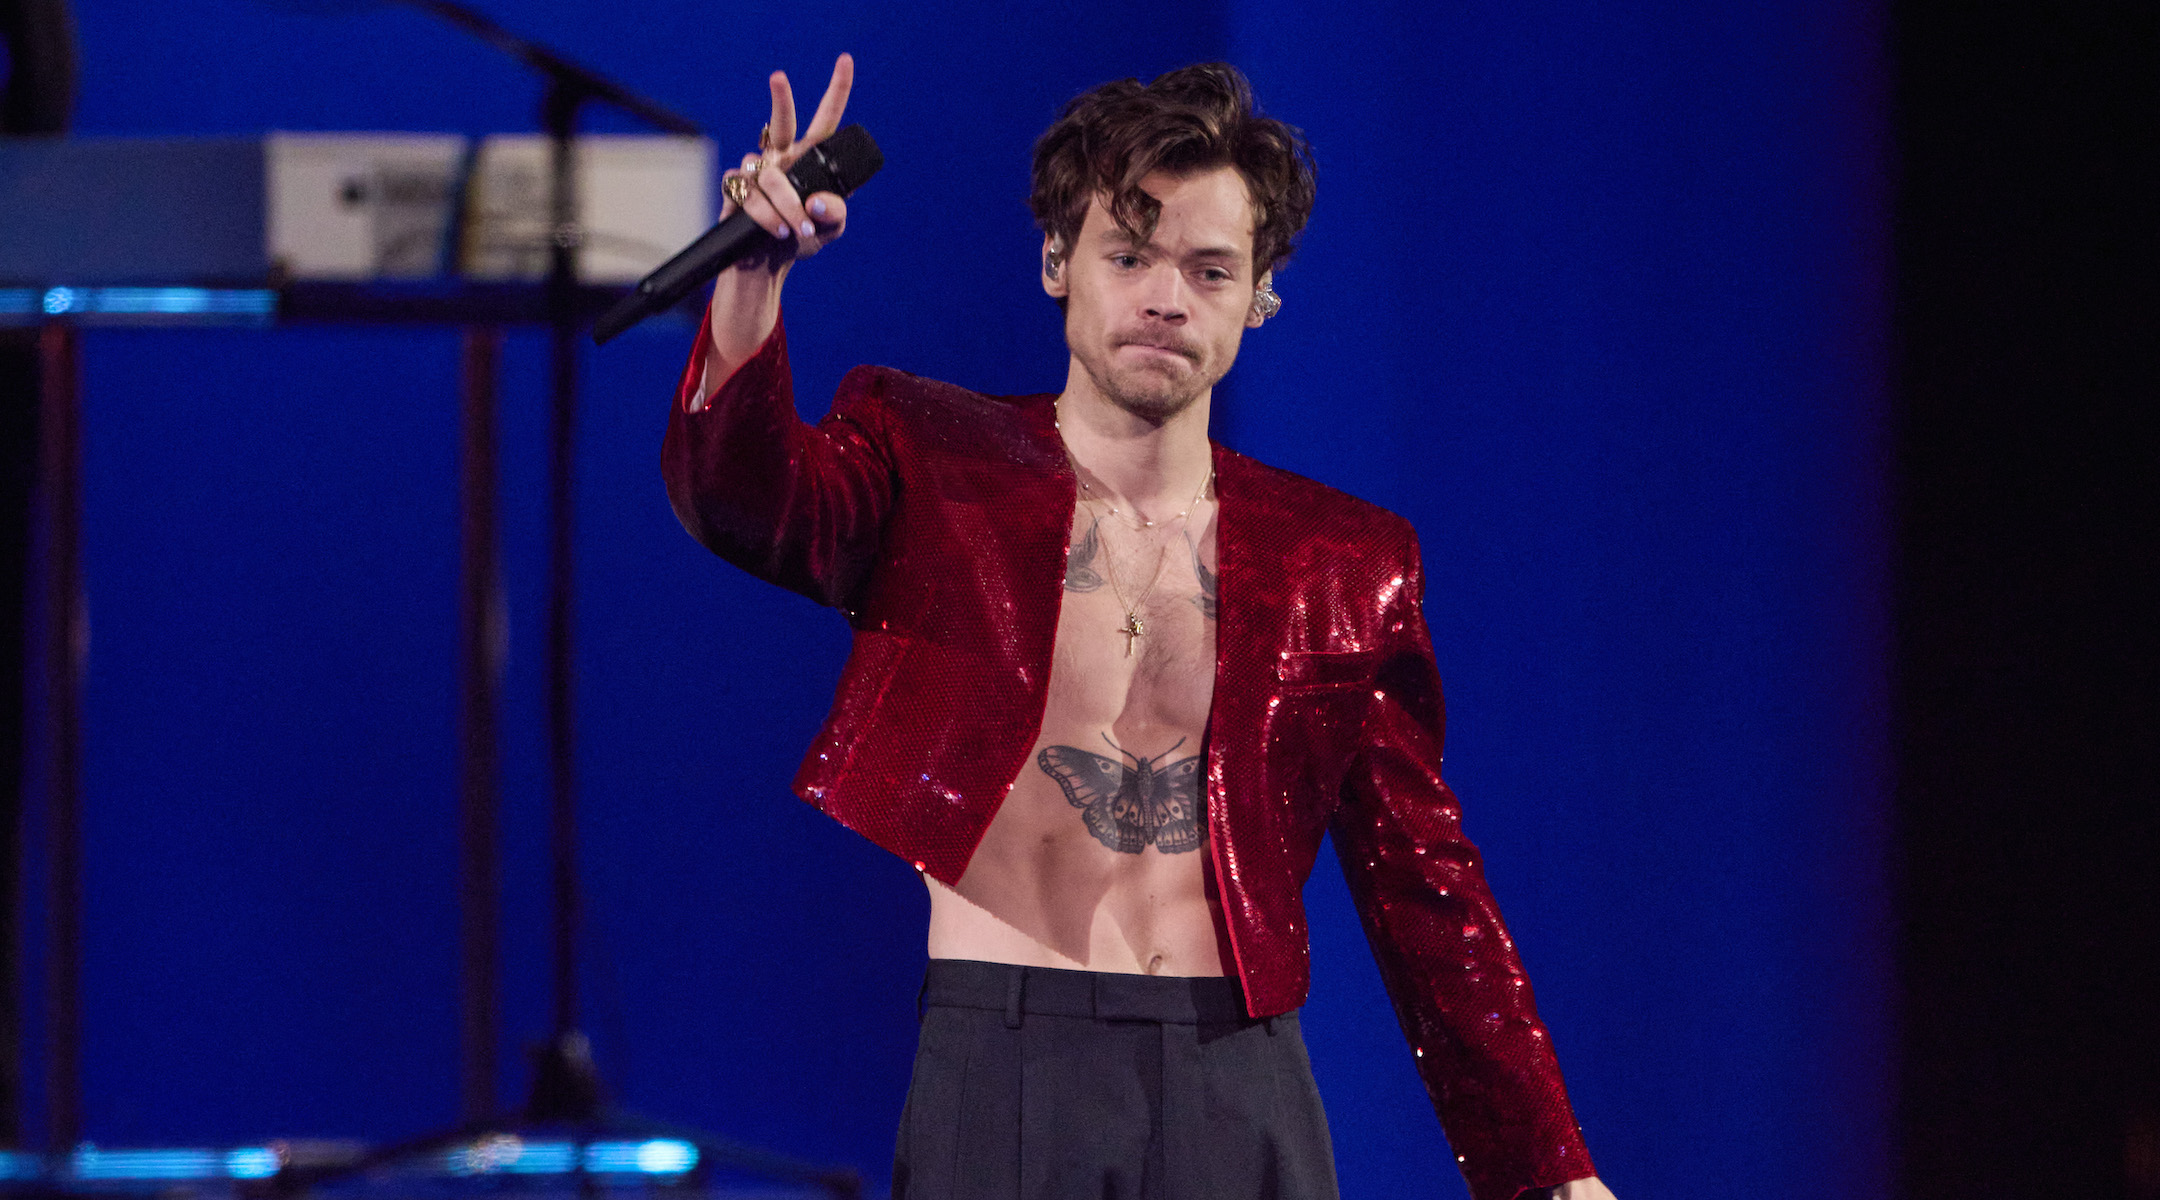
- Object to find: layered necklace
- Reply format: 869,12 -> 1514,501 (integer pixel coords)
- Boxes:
1064,442 -> 1214,658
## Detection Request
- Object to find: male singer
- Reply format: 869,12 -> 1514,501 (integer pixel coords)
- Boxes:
663,55 -> 1617,1200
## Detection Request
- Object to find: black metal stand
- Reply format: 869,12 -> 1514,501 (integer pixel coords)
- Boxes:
10,7 -> 858,1187
395,0 -> 705,1132
329,4 -> 855,1194
35,320 -> 82,1155
532,66 -> 601,1129
456,322 -> 502,1123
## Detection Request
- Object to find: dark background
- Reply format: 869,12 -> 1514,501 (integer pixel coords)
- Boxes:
1893,2 -> 2156,1198
2,0 -> 2152,1197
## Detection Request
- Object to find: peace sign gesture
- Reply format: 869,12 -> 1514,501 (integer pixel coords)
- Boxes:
697,54 -> 854,397
722,53 -> 855,260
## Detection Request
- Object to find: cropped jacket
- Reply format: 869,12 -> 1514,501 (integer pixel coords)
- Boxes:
660,318 -> 1593,1200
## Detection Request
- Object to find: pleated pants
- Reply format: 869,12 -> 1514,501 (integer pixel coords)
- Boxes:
893,959 -> 1341,1200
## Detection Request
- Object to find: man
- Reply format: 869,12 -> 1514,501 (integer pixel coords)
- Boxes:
663,55 -> 1617,1200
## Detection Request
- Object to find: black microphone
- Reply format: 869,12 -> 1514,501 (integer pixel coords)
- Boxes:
592,123 -> 884,345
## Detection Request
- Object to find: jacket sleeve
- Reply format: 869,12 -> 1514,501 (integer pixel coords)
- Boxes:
660,310 -> 898,611
1328,527 -> 1595,1200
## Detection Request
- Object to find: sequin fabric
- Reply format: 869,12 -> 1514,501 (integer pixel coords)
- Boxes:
661,316 -> 1594,1200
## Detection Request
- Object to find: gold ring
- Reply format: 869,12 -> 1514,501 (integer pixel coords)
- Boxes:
723,172 -> 752,207
759,123 -> 778,153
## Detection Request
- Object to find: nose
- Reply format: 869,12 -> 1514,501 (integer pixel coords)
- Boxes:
1141,264 -> 1188,323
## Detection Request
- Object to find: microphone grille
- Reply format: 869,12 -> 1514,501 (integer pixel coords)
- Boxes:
795,124 -> 884,197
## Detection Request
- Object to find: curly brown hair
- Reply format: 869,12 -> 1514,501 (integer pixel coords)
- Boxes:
1029,63 -> 1316,277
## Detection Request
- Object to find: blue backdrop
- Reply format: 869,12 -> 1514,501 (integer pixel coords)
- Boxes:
22,1 -> 1890,1195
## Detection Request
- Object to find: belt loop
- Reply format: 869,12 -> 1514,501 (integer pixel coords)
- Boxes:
1003,967 -> 1026,1029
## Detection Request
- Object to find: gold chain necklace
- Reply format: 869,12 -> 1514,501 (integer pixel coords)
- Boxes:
1068,455 -> 1214,658
1075,470 -> 1211,532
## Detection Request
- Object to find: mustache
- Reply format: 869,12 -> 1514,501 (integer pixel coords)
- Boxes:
1115,333 -> 1201,360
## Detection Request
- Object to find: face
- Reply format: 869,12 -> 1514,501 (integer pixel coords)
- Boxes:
1045,166 -> 1271,424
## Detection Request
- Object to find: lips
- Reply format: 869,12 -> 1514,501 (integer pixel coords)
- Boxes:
1117,338 -> 1198,362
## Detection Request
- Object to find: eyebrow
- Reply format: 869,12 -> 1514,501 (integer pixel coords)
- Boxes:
1091,230 -> 1248,264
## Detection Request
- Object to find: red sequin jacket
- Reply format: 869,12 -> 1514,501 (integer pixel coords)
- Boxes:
661,318 -> 1593,1200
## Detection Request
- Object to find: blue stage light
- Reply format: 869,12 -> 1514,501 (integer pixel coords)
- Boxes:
94,287 -> 280,316
508,1142 -> 578,1174
0,1140 -> 699,1185
633,1138 -> 698,1173
586,1138 -> 699,1174
70,1147 -> 224,1180
435,1137 -> 699,1177
223,1146 -> 282,1179
0,286 -> 280,325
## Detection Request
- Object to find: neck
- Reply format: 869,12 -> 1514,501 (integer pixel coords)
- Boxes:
1055,361 -> 1215,514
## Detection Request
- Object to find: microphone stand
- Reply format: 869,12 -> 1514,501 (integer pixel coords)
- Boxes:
285,5 -> 861,1195
400,0 -> 699,1128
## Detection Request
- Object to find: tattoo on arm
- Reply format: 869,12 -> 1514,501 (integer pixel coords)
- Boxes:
1065,518 -> 1104,592
1036,736 -> 1202,854
1187,533 -> 1218,621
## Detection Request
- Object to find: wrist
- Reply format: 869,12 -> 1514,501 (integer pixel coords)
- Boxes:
703,267 -> 786,391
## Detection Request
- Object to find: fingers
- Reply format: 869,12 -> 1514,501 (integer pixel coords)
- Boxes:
720,152 -> 762,221
730,56 -> 855,258
728,153 -> 795,242
719,151 -> 751,220
804,192 -> 848,245
725,160 -> 846,256
766,70 -> 798,154
751,159 -> 814,243
798,53 -> 854,149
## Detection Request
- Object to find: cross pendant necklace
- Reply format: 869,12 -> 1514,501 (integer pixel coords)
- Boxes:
1118,611 -> 1146,657
1056,411 -> 1215,661
1101,543 -> 1165,658
1076,480 -> 1208,658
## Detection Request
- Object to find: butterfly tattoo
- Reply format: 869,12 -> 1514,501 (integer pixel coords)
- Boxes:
1036,735 -> 1202,854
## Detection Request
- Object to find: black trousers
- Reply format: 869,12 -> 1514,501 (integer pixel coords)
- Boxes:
893,959 -> 1341,1200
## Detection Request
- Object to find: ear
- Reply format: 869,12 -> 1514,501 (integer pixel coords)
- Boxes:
1041,234 -> 1069,299
1245,270 -> 1276,329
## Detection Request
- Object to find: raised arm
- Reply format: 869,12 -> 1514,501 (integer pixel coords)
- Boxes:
662,54 -> 894,612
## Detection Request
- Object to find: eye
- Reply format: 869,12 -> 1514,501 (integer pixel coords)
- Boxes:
1110,253 -> 1142,270
1198,267 -> 1234,284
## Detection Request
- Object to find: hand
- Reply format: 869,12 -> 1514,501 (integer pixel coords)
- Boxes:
698,54 -> 854,398
1553,1176 -> 1618,1200
722,53 -> 855,263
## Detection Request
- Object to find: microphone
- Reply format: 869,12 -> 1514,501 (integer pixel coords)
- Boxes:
591,123 -> 884,345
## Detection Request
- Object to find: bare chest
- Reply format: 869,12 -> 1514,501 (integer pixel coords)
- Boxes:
1047,501 -> 1218,733
925,498 -> 1227,974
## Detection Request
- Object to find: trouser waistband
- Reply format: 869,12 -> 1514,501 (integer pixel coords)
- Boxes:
920,958 -> 1266,1026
